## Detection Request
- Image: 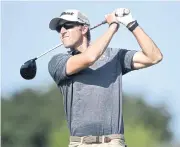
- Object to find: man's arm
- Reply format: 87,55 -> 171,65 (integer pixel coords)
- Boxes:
132,26 -> 163,69
66,13 -> 119,76
115,8 -> 163,70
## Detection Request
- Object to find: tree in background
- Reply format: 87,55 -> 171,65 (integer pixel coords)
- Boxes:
1,86 -> 172,147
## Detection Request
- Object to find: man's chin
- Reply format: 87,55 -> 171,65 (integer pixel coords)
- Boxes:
63,44 -> 74,49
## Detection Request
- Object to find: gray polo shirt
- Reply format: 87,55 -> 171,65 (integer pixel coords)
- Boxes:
48,47 -> 136,136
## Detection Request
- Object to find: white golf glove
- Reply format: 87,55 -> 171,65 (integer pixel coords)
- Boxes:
114,8 -> 136,27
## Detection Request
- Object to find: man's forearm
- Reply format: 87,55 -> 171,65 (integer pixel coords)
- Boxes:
132,26 -> 163,63
84,24 -> 118,63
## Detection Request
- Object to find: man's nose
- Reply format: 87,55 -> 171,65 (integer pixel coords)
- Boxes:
60,27 -> 67,34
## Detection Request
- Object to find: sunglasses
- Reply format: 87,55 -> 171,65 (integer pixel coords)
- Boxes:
56,22 -> 83,33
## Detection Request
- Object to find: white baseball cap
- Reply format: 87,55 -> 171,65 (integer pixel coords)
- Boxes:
49,9 -> 90,30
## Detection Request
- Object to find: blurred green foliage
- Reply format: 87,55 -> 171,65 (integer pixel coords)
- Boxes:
1,86 -> 172,147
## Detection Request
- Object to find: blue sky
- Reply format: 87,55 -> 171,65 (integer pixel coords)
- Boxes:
1,1 -> 180,142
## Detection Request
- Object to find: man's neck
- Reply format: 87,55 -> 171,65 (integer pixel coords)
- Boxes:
74,39 -> 90,53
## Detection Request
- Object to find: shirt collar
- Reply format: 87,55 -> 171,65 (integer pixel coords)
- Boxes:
68,48 -> 81,55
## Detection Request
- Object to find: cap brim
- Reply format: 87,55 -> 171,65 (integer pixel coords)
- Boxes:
49,18 -> 68,30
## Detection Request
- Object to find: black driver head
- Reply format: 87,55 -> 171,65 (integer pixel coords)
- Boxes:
20,58 -> 37,80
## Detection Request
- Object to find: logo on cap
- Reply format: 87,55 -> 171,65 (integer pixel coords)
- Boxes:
60,12 -> 74,16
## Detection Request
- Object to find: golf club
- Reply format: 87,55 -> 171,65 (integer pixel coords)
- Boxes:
20,20 -> 107,80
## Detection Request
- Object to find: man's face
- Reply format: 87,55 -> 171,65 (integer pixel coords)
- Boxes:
56,22 -> 84,48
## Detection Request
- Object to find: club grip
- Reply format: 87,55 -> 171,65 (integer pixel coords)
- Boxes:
90,20 -> 107,30
115,9 -> 130,17
101,20 -> 107,24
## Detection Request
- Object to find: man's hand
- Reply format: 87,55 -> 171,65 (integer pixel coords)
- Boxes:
105,12 -> 119,32
115,8 -> 136,27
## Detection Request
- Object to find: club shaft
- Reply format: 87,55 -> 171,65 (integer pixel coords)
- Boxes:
36,43 -> 63,59
35,20 -> 107,60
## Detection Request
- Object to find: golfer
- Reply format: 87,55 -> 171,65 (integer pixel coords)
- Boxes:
48,8 -> 163,147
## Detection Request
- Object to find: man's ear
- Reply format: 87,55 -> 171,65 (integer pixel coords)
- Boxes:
81,25 -> 89,35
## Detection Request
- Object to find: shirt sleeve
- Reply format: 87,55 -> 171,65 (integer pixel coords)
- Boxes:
118,49 -> 137,75
48,53 -> 72,85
